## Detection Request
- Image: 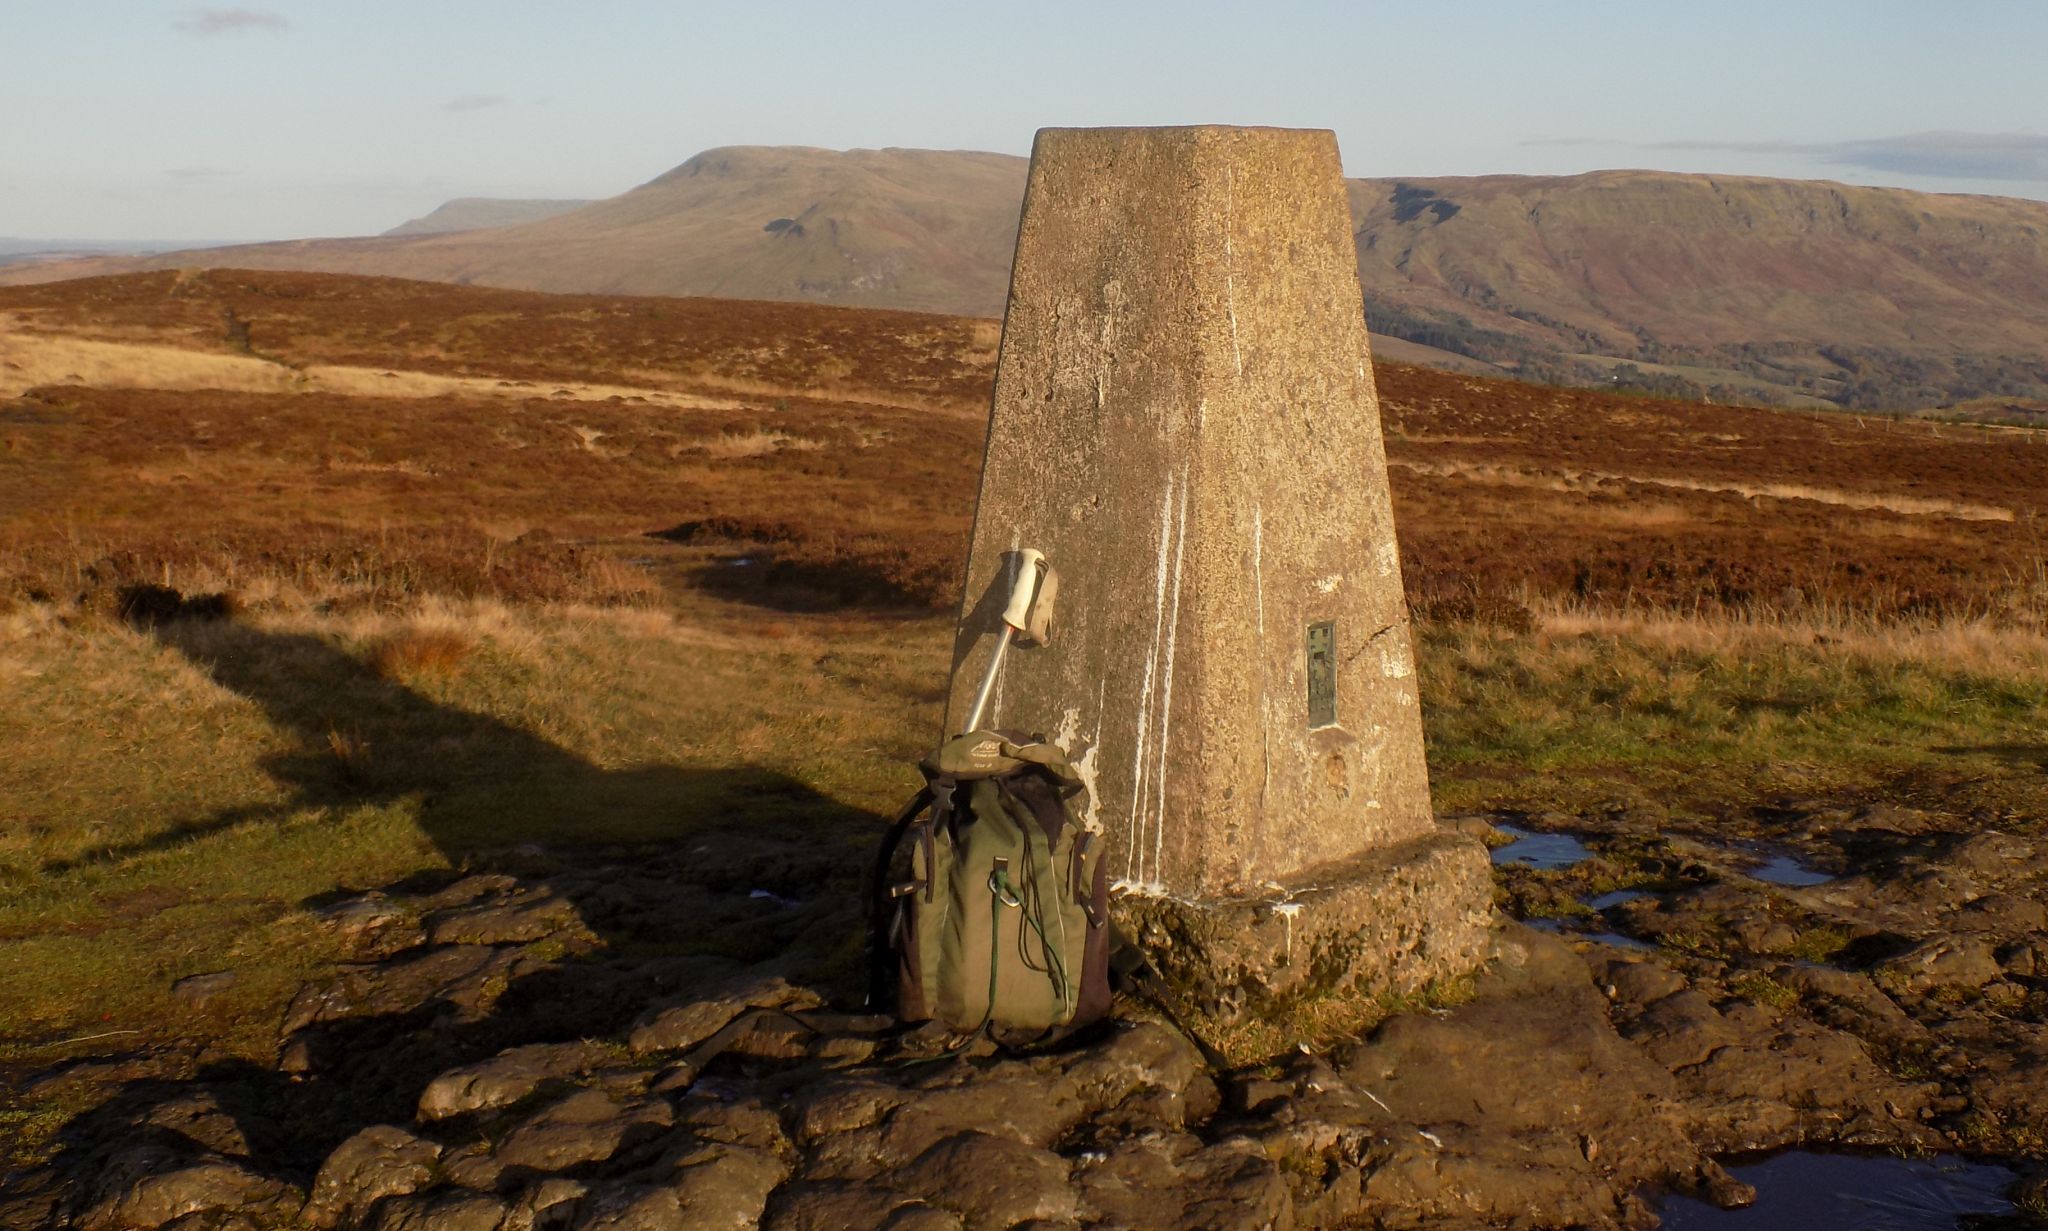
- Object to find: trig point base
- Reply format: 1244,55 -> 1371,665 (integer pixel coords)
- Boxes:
947,126 -> 1492,1026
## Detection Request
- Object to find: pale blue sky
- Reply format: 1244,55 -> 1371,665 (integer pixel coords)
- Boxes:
5,1 -> 2046,241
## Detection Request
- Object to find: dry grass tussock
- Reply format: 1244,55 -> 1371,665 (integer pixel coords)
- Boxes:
0,331 -> 299,398
304,364 -> 748,411
367,626 -> 474,679
0,329 -> 756,412
696,429 -> 826,459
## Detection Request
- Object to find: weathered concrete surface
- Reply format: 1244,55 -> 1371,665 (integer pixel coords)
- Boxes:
1121,830 -> 1494,1024
945,126 -> 1440,899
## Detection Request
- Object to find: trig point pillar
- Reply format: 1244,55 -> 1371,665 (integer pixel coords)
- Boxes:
946,126 -> 1492,1026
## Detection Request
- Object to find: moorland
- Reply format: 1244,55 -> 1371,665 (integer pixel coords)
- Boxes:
3,270 -> 2048,1228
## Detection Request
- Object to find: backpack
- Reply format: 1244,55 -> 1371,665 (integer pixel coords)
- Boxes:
870,730 -> 1112,1036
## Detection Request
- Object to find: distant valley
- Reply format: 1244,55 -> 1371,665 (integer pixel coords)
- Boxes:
8,145 -> 2048,409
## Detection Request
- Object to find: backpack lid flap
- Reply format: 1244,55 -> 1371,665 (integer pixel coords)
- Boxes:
923,730 -> 1079,784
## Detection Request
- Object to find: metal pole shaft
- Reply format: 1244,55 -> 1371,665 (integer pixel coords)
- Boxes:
961,628 -> 1013,733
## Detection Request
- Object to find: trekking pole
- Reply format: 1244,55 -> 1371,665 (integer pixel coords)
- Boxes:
962,547 -> 1055,732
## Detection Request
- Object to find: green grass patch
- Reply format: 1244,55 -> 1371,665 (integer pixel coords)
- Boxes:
1418,620 -> 2048,817
1783,925 -> 1854,964
1729,972 -> 1799,1011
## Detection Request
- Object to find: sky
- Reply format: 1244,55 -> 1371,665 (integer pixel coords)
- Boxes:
5,1 -> 2047,243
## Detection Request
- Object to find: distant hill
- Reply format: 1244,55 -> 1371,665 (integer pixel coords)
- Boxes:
0,148 -> 1026,316
382,198 -> 593,236
1344,173 -> 2048,408
9,146 -> 2047,408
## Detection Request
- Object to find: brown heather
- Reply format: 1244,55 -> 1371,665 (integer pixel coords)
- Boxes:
3,270 -> 2048,626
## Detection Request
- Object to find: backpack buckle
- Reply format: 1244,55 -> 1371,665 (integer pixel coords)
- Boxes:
988,858 -> 1022,907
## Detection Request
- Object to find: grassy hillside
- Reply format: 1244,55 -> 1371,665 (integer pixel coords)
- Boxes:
1350,172 -> 2048,408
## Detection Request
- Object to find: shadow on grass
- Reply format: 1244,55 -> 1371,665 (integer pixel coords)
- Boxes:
649,521 -> 950,615
137,613 -> 877,855
9,603 -> 890,1215
1936,744 -> 2048,772
36,803 -> 293,878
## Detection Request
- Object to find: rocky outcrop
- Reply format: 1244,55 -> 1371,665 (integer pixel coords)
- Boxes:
15,803 -> 2048,1230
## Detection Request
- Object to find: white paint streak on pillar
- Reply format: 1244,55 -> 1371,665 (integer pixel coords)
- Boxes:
1358,723 -> 1388,811
1126,473 -> 1177,880
1056,705 -> 1105,834
1150,467 -> 1191,888
1274,900 -> 1302,959
1055,707 -> 1080,743
1379,638 -> 1414,680
1084,678 -> 1108,830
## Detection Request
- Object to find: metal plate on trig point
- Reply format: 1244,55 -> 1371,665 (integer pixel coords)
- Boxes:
1306,620 -> 1336,728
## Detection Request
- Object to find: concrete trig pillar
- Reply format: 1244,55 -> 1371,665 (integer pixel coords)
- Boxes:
946,126 -> 1491,1024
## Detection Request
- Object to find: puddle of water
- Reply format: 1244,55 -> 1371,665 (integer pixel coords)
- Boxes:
1525,918 -> 1653,951
1490,825 -> 1592,870
1655,1151 -> 2015,1229
1583,931 -> 1652,951
1746,852 -> 1835,887
1588,889 -> 1648,912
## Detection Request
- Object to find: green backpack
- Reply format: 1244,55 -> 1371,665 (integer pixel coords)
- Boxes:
870,730 -> 1112,1035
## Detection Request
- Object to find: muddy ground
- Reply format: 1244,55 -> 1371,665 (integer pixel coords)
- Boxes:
5,788 -> 2047,1231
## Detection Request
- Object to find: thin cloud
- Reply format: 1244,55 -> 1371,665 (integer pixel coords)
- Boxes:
442,94 -> 508,113
1529,131 -> 2048,183
174,7 -> 290,36
166,166 -> 238,181
1823,133 -> 2048,182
